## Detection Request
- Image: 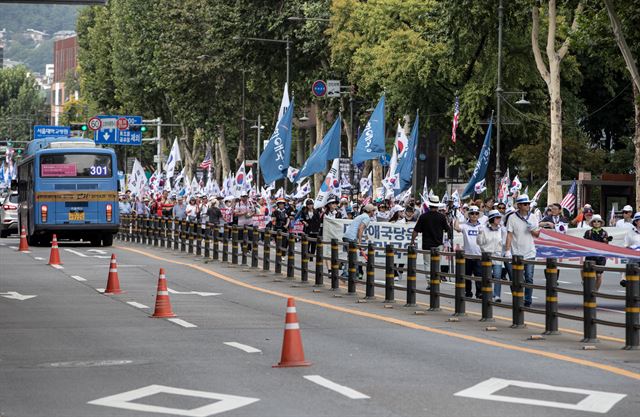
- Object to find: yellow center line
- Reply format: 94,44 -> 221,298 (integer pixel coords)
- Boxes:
117,246 -> 640,382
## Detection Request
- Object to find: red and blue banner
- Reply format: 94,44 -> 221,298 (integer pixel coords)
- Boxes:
535,229 -> 640,260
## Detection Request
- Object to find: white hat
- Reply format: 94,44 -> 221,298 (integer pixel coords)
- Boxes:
428,195 -> 440,208
488,209 -> 502,221
468,205 -> 480,213
589,214 -> 603,226
633,212 -> 640,224
516,194 -> 531,204
437,203 -> 446,210
223,195 -> 234,202
622,205 -> 634,212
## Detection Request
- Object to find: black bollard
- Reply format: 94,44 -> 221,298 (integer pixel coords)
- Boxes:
365,243 -> 375,299
624,263 -> 639,350
314,239 -> 323,287
301,235 -> 309,283
287,234 -> 295,279
274,232 -> 282,275
405,245 -> 417,307
241,226 -> 248,266
384,244 -> 395,303
222,224 -> 229,263
511,255 -> 526,328
263,230 -> 271,272
330,239 -> 339,290
428,248 -> 440,311
544,257 -> 560,335
453,250 -> 467,316
251,226 -> 259,268
231,225 -> 239,265
581,260 -> 598,343
347,241 -> 357,295
480,252 -> 494,321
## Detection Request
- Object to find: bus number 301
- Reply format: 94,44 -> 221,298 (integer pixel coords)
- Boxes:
90,166 -> 108,176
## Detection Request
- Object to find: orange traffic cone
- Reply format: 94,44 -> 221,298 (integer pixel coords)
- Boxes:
48,234 -> 62,265
18,226 -> 29,252
104,254 -> 123,294
273,298 -> 311,368
151,268 -> 176,318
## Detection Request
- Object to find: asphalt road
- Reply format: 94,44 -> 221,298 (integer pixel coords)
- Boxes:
1,236 -> 638,417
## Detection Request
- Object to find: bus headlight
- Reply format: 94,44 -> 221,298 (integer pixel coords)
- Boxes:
41,205 -> 48,223
106,204 -> 112,222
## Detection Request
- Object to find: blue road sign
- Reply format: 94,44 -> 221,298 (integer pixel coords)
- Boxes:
312,80 -> 327,97
34,125 -> 70,139
94,115 -> 143,145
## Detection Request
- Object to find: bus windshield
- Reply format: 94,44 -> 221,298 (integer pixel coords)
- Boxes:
40,153 -> 112,178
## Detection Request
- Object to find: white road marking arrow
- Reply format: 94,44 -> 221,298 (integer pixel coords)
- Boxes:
167,288 -> 221,297
0,291 -> 37,301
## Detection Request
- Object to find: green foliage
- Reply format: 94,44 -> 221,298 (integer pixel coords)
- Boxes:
0,66 -> 47,142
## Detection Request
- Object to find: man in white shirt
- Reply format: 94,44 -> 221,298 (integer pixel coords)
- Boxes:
615,205 -> 635,230
454,205 -> 483,298
504,194 -> 541,307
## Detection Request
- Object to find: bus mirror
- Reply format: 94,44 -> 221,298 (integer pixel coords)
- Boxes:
10,180 -> 17,190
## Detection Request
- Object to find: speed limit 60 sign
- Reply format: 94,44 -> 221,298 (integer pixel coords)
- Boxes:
88,117 -> 102,131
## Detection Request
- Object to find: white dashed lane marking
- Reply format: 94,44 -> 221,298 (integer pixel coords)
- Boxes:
71,275 -> 87,282
303,375 -> 370,399
167,318 -> 197,328
126,301 -> 149,309
224,342 -> 262,353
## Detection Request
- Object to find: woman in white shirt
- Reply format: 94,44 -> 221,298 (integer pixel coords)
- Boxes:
621,213 -> 640,288
477,210 -> 507,302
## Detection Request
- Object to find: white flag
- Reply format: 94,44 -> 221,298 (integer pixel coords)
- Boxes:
287,166 -> 300,183
293,181 -> 311,199
278,83 -> 290,123
234,161 -> 246,196
359,172 -> 372,195
388,123 -> 407,177
314,158 -> 340,209
190,177 -> 200,196
165,138 -> 181,179
127,159 -> 147,196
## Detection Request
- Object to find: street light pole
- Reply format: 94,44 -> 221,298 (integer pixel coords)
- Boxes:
495,0 -> 504,198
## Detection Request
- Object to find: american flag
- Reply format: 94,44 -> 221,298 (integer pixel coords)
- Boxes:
451,96 -> 460,143
560,180 -> 577,214
199,146 -> 212,169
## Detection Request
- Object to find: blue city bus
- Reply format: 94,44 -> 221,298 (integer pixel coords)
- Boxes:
15,137 -> 119,246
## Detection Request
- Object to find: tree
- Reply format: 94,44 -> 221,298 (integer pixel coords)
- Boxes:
531,0 -> 583,203
602,0 -> 640,208
0,66 -> 47,143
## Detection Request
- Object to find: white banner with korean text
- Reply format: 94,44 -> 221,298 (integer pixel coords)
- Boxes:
322,217 -> 434,265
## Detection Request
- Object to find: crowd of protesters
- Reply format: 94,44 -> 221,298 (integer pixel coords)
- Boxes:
119,188 -> 640,300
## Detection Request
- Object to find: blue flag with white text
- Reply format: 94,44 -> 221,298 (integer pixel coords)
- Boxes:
461,117 -> 493,199
295,114 -> 341,181
353,95 -> 386,164
395,113 -> 418,195
260,99 -> 294,184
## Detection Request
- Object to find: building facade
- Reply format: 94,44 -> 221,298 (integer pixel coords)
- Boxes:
51,35 -> 78,125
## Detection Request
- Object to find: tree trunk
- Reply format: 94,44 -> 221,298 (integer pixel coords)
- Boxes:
547,69 -> 563,204
217,124 -> 231,178
213,139 -> 222,183
634,84 -> 640,209
531,1 -> 582,205
372,159 -> 383,199
235,135 -> 245,169
603,0 -> 640,93
180,125 -> 195,181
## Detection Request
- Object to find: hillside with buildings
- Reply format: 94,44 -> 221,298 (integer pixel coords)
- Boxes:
0,3 -> 82,74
